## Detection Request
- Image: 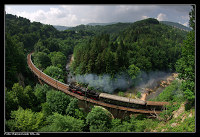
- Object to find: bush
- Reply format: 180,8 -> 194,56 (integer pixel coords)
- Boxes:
111,121 -> 134,132
86,106 -> 112,132
136,92 -> 141,98
43,66 -> 64,83
164,109 -> 195,132
65,98 -> 86,120
32,52 -> 51,70
6,107 -> 45,132
39,113 -> 85,132
118,91 -> 124,97
152,80 -> 184,102
45,90 -> 71,115
159,103 -> 180,121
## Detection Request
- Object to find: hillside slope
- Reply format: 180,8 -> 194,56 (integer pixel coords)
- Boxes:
160,21 -> 192,32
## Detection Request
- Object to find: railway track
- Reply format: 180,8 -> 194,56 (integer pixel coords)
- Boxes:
27,52 -> 171,114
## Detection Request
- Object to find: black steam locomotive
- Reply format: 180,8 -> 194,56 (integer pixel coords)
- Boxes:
68,84 -> 100,100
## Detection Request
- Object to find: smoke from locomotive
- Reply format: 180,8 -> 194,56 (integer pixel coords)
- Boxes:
68,73 -> 133,93
135,71 -> 171,90
67,71 -> 171,94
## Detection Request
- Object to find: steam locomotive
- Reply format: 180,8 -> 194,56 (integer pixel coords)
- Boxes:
68,83 -> 100,100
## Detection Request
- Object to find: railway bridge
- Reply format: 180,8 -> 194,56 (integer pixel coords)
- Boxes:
27,52 -> 171,118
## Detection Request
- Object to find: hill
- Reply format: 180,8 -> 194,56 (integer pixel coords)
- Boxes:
67,22 -> 132,36
87,22 -> 119,26
53,25 -> 71,31
5,13 -> 94,89
71,18 -> 188,77
160,21 -> 192,32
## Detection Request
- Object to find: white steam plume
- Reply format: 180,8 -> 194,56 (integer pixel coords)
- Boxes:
67,71 -> 172,94
68,72 -> 133,93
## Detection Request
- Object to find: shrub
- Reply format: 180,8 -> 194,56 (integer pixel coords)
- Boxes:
39,113 -> 85,132
86,106 -> 112,132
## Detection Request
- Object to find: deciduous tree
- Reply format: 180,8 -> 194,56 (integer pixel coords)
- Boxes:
39,113 -> 85,132
6,107 -> 45,132
46,90 -> 71,115
86,106 -> 112,132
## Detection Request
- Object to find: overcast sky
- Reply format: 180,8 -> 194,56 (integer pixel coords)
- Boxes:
5,4 -> 192,27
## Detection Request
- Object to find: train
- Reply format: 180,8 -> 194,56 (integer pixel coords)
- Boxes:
27,52 -> 168,112
68,83 -> 164,110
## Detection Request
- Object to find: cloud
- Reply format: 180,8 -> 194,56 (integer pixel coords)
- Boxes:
6,6 -> 79,26
5,7 -> 12,13
156,13 -> 167,21
181,15 -> 189,20
166,5 -> 192,13
59,5 -> 158,24
141,15 -> 149,19
5,5 -> 191,26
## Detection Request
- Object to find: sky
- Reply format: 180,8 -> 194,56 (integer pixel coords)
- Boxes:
5,4 -> 193,27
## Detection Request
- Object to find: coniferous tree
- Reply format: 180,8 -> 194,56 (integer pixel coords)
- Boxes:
175,5 -> 195,106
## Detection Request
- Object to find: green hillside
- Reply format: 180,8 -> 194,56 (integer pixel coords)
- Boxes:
71,18 -> 188,77
160,21 -> 192,31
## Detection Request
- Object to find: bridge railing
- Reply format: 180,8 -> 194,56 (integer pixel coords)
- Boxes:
28,53 -> 69,88
27,52 -> 172,114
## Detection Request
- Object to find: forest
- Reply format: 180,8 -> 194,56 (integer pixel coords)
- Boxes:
5,6 -> 195,132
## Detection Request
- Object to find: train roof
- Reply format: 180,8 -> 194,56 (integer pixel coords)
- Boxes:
99,93 -> 146,105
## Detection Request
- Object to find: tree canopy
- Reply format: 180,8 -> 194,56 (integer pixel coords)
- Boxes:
86,106 -> 113,132
175,6 -> 195,105
71,18 -> 187,89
